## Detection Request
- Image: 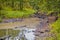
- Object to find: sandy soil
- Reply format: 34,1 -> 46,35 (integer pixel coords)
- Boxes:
0,18 -> 40,29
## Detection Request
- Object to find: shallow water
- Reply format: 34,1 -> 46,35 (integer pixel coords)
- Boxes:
14,28 -> 36,40
24,28 -> 36,40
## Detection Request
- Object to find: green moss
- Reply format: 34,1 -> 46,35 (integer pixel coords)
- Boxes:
0,29 -> 6,37
0,18 -> 2,22
0,29 -> 20,37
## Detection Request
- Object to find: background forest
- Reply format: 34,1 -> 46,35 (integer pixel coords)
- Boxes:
0,0 -> 60,18
0,0 -> 60,40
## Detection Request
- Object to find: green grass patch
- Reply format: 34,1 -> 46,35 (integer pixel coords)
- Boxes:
51,18 -> 60,32
0,9 -> 35,19
47,18 -> 60,40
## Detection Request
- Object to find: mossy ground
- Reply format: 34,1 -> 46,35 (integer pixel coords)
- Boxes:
0,29 -> 20,37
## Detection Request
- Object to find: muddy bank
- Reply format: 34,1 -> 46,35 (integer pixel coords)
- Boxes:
0,18 -> 40,29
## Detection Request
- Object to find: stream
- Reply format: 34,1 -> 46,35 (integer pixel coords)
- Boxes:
0,17 -> 51,40
14,27 -> 36,40
0,12 -> 59,40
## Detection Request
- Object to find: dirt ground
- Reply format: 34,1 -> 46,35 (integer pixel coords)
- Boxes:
0,18 -> 40,29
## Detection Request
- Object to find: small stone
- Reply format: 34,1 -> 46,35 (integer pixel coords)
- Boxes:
45,30 -> 50,32
40,32 -> 44,33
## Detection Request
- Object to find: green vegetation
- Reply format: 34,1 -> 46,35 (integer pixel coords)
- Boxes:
46,18 -> 60,40
0,29 -> 6,37
0,9 -> 35,18
0,29 -> 20,37
51,18 -> 60,40
0,0 -> 60,40
0,0 -> 60,19
0,8 -> 35,22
